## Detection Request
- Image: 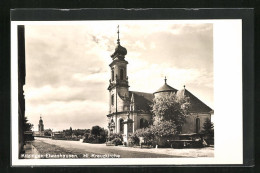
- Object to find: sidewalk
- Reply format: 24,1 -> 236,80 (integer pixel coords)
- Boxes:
22,141 -> 40,159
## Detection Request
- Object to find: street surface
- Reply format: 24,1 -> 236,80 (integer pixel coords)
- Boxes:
31,137 -> 214,158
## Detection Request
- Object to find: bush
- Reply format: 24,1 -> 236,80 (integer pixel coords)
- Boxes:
111,137 -> 123,146
83,126 -> 108,144
108,133 -> 123,141
83,134 -> 96,143
129,120 -> 177,147
97,135 -> 106,143
128,128 -> 154,146
107,133 -> 123,146
128,133 -> 140,145
204,135 -> 214,145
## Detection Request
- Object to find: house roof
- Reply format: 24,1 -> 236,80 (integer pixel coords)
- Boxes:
177,88 -> 213,113
129,91 -> 154,113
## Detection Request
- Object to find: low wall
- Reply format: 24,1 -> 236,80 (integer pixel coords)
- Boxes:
34,136 -> 52,138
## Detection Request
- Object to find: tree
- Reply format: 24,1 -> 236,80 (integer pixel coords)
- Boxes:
44,129 -> 52,136
69,127 -> 73,136
63,127 -> 73,137
202,118 -> 214,136
91,126 -> 103,136
83,126 -> 108,143
150,120 -> 176,137
201,118 -> 214,145
23,116 -> 33,131
152,92 -> 190,133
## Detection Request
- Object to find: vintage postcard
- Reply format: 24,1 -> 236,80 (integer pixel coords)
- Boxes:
11,19 -> 243,166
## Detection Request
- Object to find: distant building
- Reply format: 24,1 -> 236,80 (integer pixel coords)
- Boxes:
34,116 -> 45,136
51,132 -> 64,139
38,116 -> 44,132
107,27 -> 214,141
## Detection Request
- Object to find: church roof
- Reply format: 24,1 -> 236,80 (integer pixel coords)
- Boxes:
129,88 -> 213,114
130,91 -> 154,113
154,77 -> 178,94
154,83 -> 178,94
177,88 -> 213,113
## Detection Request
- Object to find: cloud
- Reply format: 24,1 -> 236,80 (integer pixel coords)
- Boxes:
128,63 -> 213,93
24,84 -> 108,105
150,42 -> 156,49
25,25 -> 112,88
24,22 -> 213,131
132,40 -> 146,50
26,100 -> 108,131
73,72 -> 109,83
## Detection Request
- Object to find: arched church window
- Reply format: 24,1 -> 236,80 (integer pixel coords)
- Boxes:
120,69 -> 124,80
140,118 -> 149,129
196,118 -> 200,133
119,119 -> 124,133
112,68 -> 114,81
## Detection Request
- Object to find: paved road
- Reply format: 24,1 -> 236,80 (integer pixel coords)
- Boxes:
33,137 -> 213,158
33,137 -> 175,158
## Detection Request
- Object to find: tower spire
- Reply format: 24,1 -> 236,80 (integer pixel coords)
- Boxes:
164,76 -> 167,84
117,25 -> 120,45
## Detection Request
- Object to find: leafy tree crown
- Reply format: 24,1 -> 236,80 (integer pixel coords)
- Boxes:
152,92 -> 190,132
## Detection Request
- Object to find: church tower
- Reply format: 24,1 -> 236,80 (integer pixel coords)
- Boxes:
107,26 -> 130,133
38,116 -> 44,132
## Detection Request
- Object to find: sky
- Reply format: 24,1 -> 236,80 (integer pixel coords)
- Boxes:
24,21 -> 213,131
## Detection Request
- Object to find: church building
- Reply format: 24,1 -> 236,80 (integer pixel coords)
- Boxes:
38,116 -> 44,132
106,26 -> 213,141
34,116 -> 45,136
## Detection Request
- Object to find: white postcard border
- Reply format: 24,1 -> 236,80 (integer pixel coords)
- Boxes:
11,20 -> 243,166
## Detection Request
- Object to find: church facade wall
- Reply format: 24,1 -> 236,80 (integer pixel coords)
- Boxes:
132,113 -> 138,131
110,90 -> 124,113
114,113 -> 153,134
116,114 -> 128,133
181,113 -> 211,134
109,88 -> 129,113
135,114 -> 152,129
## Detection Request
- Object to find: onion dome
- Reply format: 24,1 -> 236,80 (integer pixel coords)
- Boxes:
111,25 -> 127,60
111,44 -> 127,59
154,77 -> 177,94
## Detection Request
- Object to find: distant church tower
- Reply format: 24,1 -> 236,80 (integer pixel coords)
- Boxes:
38,116 -> 44,132
107,26 -> 130,133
